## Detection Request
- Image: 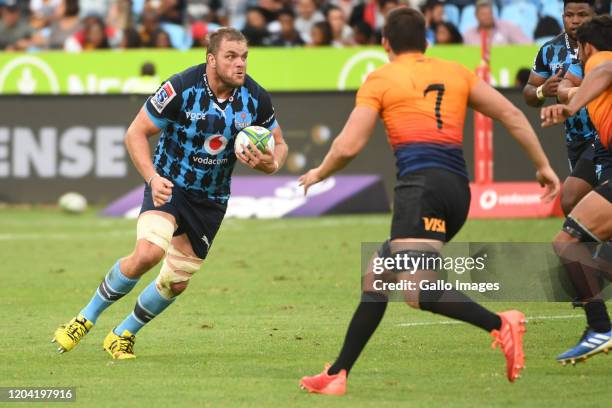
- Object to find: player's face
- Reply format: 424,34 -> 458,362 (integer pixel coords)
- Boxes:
563,3 -> 593,39
212,39 -> 248,88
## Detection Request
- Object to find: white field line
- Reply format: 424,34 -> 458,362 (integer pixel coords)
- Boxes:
397,314 -> 584,327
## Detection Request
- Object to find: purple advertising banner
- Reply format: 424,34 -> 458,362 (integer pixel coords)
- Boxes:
101,175 -> 390,218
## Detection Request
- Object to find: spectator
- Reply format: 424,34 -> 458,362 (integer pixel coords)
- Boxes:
331,0 -> 357,21
81,17 -> 110,49
78,0 -> 110,19
139,10 -> 160,47
241,6 -> 269,46
107,0 -> 133,33
0,1 -> 32,50
46,0 -> 82,49
153,0 -> 187,25
534,16 -> 562,45
266,8 -> 305,47
349,0 -> 384,31
30,0 -> 62,29
191,20 -> 216,48
120,27 -> 143,48
295,0 -> 324,43
326,5 -> 353,46
352,20 -> 374,45
435,21 -> 463,44
463,0 -> 531,46
308,20 -> 333,46
374,0 -> 402,43
422,0 -> 445,44
153,29 -> 171,48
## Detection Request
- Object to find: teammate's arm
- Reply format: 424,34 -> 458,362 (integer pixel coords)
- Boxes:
299,106 -> 377,194
557,69 -> 582,103
523,69 -> 563,107
541,61 -> 612,127
470,80 -> 560,202
125,107 -> 174,207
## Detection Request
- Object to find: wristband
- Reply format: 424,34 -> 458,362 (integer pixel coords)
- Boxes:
147,173 -> 159,186
536,85 -> 545,101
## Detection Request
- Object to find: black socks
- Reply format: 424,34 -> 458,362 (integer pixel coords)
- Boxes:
585,300 -> 612,333
328,292 -> 388,376
419,288 -> 502,332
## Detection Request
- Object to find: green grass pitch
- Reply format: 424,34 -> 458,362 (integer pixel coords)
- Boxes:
0,208 -> 610,407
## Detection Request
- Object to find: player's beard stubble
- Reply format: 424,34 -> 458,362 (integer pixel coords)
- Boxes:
217,67 -> 246,89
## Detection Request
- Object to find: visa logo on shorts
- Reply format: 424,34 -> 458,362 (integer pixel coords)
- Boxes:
422,217 -> 446,233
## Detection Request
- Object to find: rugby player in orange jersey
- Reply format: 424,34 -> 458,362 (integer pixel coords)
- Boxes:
541,16 -> 612,365
298,8 -> 560,395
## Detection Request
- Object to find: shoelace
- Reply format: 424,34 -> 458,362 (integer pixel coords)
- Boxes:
116,336 -> 135,354
65,319 -> 89,342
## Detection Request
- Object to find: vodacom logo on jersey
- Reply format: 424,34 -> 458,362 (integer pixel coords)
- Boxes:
204,135 -> 228,155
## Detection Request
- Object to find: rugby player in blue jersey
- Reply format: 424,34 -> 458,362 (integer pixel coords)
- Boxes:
52,28 -> 288,359
523,0 -> 597,215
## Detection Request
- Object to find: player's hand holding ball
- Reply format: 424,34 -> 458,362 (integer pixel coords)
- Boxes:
235,126 -> 278,174
149,174 -> 174,207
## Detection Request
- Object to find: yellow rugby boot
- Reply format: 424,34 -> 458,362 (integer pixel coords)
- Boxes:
52,314 -> 93,353
103,329 -> 137,360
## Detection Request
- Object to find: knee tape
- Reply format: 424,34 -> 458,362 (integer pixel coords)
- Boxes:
563,216 -> 601,243
136,213 -> 175,252
156,245 -> 203,298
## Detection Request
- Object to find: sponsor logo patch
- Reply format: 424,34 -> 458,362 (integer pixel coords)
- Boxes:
204,135 -> 228,155
422,217 -> 446,233
234,111 -> 252,129
151,81 -> 176,113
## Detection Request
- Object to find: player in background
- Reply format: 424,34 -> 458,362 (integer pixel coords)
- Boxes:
52,28 -> 288,359
299,8 -> 560,395
523,0 -> 596,215
541,16 -> 612,365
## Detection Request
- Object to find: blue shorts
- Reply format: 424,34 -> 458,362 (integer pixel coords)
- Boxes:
593,138 -> 612,184
567,139 -> 597,186
140,184 -> 227,259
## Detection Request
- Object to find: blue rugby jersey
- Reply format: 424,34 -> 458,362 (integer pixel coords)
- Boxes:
144,64 -> 278,204
532,33 -> 597,143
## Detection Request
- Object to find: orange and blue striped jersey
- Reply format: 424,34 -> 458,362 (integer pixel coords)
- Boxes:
584,51 -> 612,149
356,53 -> 480,178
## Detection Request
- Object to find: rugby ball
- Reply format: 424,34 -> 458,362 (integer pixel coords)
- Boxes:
235,126 -> 274,155
58,192 -> 88,214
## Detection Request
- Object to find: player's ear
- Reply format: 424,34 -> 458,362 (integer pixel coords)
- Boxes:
206,52 -> 215,68
382,37 -> 391,54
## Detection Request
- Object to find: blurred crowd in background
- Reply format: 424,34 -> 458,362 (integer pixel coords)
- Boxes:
0,0 -> 610,51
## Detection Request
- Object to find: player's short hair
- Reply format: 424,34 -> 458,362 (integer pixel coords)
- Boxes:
576,15 -> 612,52
382,8 -> 426,54
563,0 -> 594,7
206,28 -> 247,57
